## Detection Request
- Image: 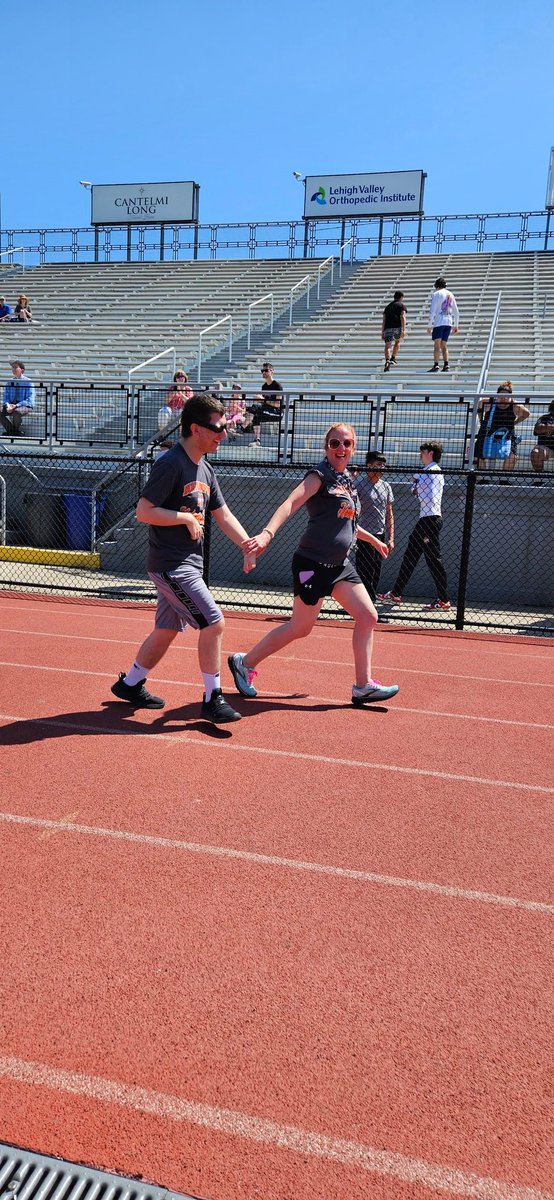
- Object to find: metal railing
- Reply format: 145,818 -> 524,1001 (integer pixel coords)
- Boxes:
247,293 -> 274,349
316,255 -> 334,299
197,316 -> 233,382
338,237 -> 354,275
128,347 -> 176,383
2,210 -> 554,264
0,246 -> 25,275
289,275 -> 311,325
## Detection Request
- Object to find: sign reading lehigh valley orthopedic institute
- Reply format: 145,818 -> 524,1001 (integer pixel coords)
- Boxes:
91,181 -> 198,225
303,171 -> 425,219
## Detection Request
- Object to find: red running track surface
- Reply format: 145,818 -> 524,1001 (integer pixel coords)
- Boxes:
0,595 -> 552,1200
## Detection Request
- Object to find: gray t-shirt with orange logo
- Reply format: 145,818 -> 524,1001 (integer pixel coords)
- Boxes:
297,460 -> 360,566
140,442 -> 225,572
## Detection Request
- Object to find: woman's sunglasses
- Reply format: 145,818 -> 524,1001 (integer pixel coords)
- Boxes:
328,437 -> 353,449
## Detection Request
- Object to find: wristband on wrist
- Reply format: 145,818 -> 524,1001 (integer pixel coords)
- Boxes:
263,527 -> 274,540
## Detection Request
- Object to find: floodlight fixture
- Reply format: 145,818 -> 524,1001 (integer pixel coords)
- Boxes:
292,171 -> 305,182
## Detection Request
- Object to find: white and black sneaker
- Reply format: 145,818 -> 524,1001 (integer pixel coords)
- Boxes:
428,364 -> 439,373
111,672 -> 165,709
352,680 -> 399,706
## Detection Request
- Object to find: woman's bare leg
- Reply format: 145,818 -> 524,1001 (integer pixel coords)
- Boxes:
332,580 -> 377,687
243,594 -> 323,669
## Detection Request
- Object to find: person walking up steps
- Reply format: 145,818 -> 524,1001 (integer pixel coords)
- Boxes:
381,291 -> 407,372
427,277 -> 459,373
228,422 -> 399,708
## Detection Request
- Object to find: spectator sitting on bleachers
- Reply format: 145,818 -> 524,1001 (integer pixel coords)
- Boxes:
158,368 -> 193,431
0,298 -> 12,323
530,398 -> 554,481
226,382 -> 253,438
13,294 -> 32,323
474,381 -> 530,476
247,361 -> 283,448
1,360 -> 35,436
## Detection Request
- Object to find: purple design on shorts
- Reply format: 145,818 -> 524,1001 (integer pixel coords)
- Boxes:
299,570 -> 315,584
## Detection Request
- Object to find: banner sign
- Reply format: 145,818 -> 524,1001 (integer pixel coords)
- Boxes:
91,181 -> 198,225
303,171 -> 425,219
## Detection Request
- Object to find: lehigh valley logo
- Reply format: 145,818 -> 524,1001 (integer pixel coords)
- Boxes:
310,186 -> 326,205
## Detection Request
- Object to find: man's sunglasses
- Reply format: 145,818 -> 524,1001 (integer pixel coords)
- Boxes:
328,437 -> 353,449
195,419 -> 228,434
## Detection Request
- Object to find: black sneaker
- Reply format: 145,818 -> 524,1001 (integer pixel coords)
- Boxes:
428,364 -> 439,373
389,356 -> 397,364
442,363 -> 450,372
111,672 -> 165,709
200,688 -> 241,724
384,362 -> 391,372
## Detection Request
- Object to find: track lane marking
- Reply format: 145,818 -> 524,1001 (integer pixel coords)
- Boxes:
0,660 -> 552,730
0,1057 -> 550,1200
1,812 -> 552,913
0,599 -> 549,659
0,630 -> 551,687
1,711 -> 552,794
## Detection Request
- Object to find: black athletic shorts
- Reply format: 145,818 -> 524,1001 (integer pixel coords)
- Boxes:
292,552 -> 361,606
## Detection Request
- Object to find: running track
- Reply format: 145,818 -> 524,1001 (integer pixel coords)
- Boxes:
0,594 -> 552,1200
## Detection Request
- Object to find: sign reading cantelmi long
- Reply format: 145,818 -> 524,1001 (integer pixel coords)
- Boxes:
91,181 -> 199,225
303,170 -> 425,220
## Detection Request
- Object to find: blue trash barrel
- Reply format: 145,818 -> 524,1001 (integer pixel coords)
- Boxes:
63,493 -> 105,551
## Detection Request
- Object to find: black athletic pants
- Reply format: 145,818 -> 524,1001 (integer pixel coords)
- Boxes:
393,516 -> 449,602
356,536 -> 385,601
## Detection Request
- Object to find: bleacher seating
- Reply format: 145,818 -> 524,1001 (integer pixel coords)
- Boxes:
0,258 -> 337,383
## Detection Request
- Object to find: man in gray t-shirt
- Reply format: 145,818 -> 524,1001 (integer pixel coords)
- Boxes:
109,393 -> 255,724
354,451 -> 394,600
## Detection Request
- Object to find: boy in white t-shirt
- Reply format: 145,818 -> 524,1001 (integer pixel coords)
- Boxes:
379,441 -> 451,611
427,277 -> 459,374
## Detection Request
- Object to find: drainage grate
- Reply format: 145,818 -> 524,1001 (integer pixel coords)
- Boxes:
0,1144 -> 201,1200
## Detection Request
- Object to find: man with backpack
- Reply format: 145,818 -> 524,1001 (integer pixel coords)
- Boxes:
427,277 -> 459,373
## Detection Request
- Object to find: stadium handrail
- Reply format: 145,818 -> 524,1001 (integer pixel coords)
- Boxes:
317,255 -> 334,299
289,275 -> 311,326
339,238 -> 353,275
247,293 -> 274,350
128,347 -> 176,383
467,292 -> 502,464
0,246 -> 25,275
197,315 -> 233,383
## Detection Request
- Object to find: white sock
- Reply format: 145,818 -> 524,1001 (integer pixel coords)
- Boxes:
202,672 -> 220,702
124,662 -> 149,686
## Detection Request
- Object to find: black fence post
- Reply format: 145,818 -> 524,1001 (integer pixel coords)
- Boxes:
455,470 -> 477,631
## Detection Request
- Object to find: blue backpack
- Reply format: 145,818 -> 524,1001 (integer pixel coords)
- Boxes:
482,403 -> 513,459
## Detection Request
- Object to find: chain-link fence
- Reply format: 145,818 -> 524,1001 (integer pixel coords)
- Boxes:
0,450 -> 552,636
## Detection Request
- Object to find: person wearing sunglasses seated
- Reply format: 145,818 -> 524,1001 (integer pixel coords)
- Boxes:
228,422 -> 400,707
110,392 -> 256,725
247,362 -> 283,447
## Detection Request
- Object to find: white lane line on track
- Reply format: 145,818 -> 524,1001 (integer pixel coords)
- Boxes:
1,811 -> 552,914
0,599 -> 548,659
0,628 -> 552,686
0,1057 -> 551,1200
0,660 -> 553,731
1,711 -> 553,795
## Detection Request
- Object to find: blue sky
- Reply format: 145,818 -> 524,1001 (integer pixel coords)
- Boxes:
2,0 -> 554,232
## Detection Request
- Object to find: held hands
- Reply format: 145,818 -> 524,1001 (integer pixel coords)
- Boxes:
242,528 -> 273,556
242,550 -> 257,574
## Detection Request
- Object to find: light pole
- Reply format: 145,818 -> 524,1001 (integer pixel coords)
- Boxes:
292,172 -> 308,258
79,181 -> 97,261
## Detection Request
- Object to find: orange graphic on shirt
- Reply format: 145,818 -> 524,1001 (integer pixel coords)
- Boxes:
179,479 -> 210,529
337,500 -> 356,520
